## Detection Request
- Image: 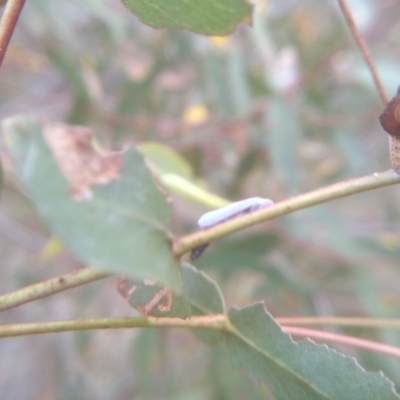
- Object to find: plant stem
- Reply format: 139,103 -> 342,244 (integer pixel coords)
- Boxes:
0,314 -> 228,338
0,0 -> 25,67
2,169 -> 400,313
336,1 -> 400,173
0,268 -> 111,312
277,317 -> 400,329
285,326 -> 400,360
2,314 -> 400,360
337,0 -> 388,104
173,169 -> 400,256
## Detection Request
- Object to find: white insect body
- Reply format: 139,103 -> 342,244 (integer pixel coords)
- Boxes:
197,197 -> 274,229
191,197 -> 274,260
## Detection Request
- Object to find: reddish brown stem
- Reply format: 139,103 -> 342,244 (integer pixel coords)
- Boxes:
337,0 -> 388,104
337,0 -> 400,172
0,0 -> 25,67
284,326 -> 400,360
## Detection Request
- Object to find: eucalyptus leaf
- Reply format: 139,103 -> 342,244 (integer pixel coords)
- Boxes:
227,303 -> 399,400
138,141 -> 194,180
4,115 -> 180,290
122,0 -> 252,36
118,263 -> 225,344
118,263 -> 224,317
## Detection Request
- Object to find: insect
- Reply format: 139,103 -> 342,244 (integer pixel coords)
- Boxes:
190,197 -> 274,260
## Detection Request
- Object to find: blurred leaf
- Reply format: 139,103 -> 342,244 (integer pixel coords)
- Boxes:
205,50 -> 236,118
334,128 -> 368,175
266,98 -> 300,194
0,156 -> 2,197
4,115 -> 180,290
135,117 -> 229,209
227,46 -> 251,116
45,45 -> 92,124
183,105 -> 209,125
39,236 -> 64,261
227,303 -> 400,400
183,262 -> 225,345
193,232 -> 310,299
235,149 -> 262,181
182,262 -> 224,314
194,232 -> 279,275
138,141 -> 194,179
355,237 -> 400,258
121,0 -> 253,36
352,268 -> 400,383
135,329 -> 162,397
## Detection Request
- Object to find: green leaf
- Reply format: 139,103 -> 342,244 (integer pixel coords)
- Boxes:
267,99 -> 300,195
118,275 -> 191,318
185,262 -> 225,345
135,329 -> 162,396
194,232 -> 279,275
227,303 -> 400,400
4,115 -> 180,290
118,263 -> 224,318
182,263 -> 224,315
138,141 -> 194,180
118,263 -> 225,344
121,0 -> 253,36
139,141 -> 229,209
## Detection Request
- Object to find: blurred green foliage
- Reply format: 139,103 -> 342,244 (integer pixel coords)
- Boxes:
1,0 -> 400,399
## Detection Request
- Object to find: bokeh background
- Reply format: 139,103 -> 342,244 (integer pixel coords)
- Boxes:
1,0 -> 400,398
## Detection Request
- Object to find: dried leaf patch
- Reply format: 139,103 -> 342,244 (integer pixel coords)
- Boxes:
43,122 -> 122,200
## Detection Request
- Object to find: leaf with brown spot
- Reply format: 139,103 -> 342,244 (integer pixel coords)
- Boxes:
43,122 -> 122,200
117,276 -> 189,317
117,263 -> 224,323
4,115 -> 180,290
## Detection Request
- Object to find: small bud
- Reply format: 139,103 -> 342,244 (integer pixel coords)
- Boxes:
379,86 -> 400,138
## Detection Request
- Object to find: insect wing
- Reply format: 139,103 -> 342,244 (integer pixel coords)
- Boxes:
197,197 -> 273,228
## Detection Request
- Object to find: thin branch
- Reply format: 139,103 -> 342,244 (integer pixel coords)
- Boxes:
284,326 -> 400,360
278,317 -> 400,329
337,0 -> 388,104
173,169 -> 400,257
0,314 -> 228,338
0,0 -> 25,67
2,315 -> 400,360
2,169 -> 400,313
0,268 -> 111,312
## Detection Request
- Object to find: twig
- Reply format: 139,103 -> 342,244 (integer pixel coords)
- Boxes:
0,268 -> 111,312
285,326 -> 400,360
337,0 -> 388,104
1,315 -> 400,360
0,0 -> 25,67
1,169 -> 400,313
337,0 -> 400,176
278,317 -> 400,329
0,314 -> 228,338
173,169 -> 400,256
